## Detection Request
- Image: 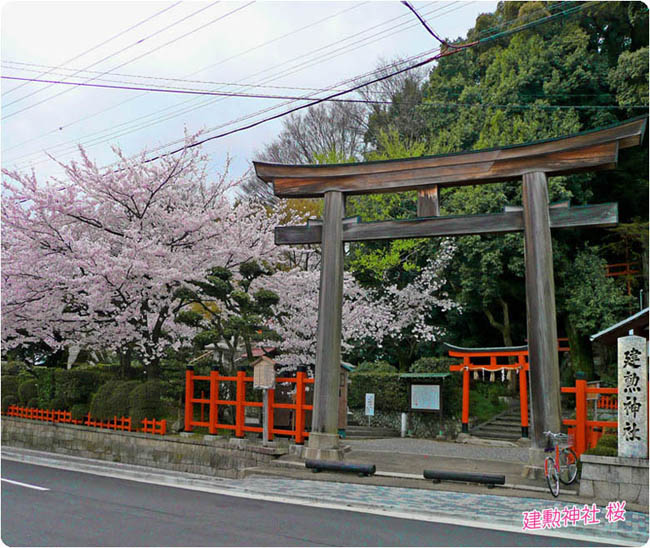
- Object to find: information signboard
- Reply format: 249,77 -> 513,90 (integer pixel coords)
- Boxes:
365,393 -> 375,416
411,384 -> 440,411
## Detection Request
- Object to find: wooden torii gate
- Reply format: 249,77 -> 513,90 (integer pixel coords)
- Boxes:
254,116 -> 647,460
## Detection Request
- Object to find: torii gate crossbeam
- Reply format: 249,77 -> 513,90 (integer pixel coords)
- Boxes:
254,116 -> 647,462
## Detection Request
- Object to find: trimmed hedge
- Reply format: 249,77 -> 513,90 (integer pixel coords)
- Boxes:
55,369 -> 102,407
2,395 -> 17,412
18,379 -> 38,405
1,375 -> 20,398
70,403 -> 89,421
129,381 -> 167,428
49,396 -> 67,411
90,381 -> 122,419
584,433 -> 618,457
349,373 -> 408,412
33,367 -> 56,408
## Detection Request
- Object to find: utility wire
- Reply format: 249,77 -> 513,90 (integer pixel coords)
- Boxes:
2,1 -> 255,120
1,2 -> 182,98
401,1 -> 477,48
5,75 -> 646,112
136,0 -> 602,164
7,2 -> 453,165
2,1 -> 372,158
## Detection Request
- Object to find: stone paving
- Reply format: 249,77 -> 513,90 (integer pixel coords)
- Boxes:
345,437 -> 530,463
228,475 -> 649,545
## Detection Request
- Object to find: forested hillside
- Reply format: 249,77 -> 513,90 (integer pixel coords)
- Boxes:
252,1 -> 649,380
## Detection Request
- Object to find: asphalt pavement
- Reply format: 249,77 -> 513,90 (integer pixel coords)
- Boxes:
1,459 -> 615,547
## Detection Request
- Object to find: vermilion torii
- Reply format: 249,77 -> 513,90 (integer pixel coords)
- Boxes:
255,116 -> 647,459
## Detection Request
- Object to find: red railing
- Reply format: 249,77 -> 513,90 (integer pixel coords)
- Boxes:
184,366 -> 313,443
3,405 -> 166,435
597,395 -> 618,410
561,380 -> 617,457
605,262 -> 639,277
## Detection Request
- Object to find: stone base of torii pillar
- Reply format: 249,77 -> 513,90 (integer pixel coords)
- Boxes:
303,432 -> 346,461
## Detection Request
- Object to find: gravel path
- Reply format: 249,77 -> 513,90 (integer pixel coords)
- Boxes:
346,437 -> 531,463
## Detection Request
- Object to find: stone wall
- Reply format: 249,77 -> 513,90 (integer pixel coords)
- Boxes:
349,408 -> 461,439
1,417 -> 284,479
579,453 -> 649,506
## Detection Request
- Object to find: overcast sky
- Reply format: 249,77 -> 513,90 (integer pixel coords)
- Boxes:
1,1 -> 497,184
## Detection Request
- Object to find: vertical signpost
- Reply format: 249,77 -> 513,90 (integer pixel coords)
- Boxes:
365,393 -> 375,427
618,336 -> 648,458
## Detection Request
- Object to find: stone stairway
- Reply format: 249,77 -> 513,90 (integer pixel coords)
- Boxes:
470,404 -> 528,441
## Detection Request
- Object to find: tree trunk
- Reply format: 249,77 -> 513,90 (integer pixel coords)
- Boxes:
147,357 -> 161,380
565,318 -> 595,381
483,298 -> 514,347
483,299 -> 516,392
118,347 -> 133,379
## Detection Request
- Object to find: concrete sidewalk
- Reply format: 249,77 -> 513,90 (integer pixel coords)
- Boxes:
257,436 -> 580,500
4,446 -> 647,546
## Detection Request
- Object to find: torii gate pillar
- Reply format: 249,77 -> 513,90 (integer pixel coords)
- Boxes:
304,191 -> 346,460
522,172 -> 562,459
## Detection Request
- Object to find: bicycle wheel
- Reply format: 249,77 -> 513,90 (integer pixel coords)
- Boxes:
559,448 -> 578,485
545,456 -> 560,497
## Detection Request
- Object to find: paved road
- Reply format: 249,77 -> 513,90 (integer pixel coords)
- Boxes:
1,460 -> 605,547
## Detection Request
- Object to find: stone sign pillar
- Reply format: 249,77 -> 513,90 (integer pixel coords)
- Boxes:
618,335 -> 648,459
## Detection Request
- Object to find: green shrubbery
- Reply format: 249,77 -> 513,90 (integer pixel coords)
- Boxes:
469,382 -> 510,423
585,433 -> 618,457
56,369 -> 102,407
2,375 -> 20,398
70,403 -> 89,420
130,381 -> 167,427
349,372 -> 408,412
2,395 -> 17,412
90,380 -> 141,419
17,379 -> 38,405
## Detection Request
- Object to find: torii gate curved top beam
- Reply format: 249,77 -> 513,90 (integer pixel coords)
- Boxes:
254,116 -> 646,198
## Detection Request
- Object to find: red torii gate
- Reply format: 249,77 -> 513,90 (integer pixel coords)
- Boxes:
447,339 -> 570,438
447,343 -> 530,438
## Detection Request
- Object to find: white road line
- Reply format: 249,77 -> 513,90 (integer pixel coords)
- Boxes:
1,478 -> 50,491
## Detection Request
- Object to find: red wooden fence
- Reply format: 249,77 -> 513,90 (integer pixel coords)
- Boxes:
4,405 -> 166,435
184,366 -> 312,443
561,379 -> 617,457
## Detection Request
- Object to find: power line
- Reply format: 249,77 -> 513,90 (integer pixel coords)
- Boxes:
1,2 -> 183,98
1,60 -> 360,94
2,1 -> 372,159
2,1 -> 254,120
401,1 -> 477,49
5,75 -> 645,113
7,2 -> 454,166
135,0 -> 604,164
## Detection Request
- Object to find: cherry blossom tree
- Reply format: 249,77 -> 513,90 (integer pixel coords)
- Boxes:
257,239 -> 459,372
2,140 -> 286,378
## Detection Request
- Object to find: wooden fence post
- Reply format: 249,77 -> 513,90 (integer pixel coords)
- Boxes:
209,366 -> 219,435
575,374 -> 588,457
295,366 -> 306,444
267,388 -> 275,441
461,358 -> 470,433
519,355 -> 529,438
235,366 -> 246,438
184,365 -> 194,432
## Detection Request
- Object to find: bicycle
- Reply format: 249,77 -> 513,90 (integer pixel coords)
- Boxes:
543,431 -> 578,497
